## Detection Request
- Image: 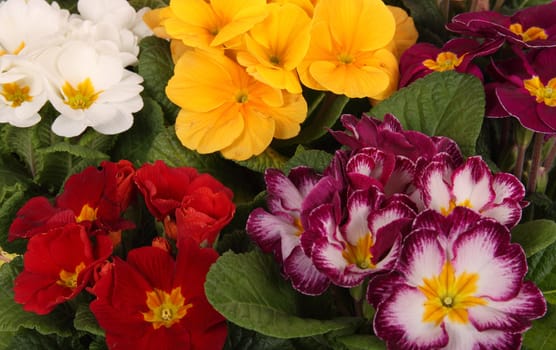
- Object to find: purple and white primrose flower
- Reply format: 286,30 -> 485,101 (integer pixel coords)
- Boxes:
304,186 -> 416,288
246,166 -> 339,295
367,208 -> 546,350
416,154 -> 526,228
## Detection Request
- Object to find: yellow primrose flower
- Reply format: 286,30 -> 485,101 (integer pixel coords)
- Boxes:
166,50 -> 307,161
297,0 -> 398,99
236,3 -> 311,94
163,0 -> 269,51
386,5 -> 419,59
143,6 -> 173,39
267,0 -> 318,17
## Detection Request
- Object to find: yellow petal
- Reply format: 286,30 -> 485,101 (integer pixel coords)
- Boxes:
143,7 -> 173,39
166,0 -> 219,49
175,104 -> 244,153
386,5 -> 419,59
220,107 -> 275,160
210,0 -> 269,47
270,91 -> 307,139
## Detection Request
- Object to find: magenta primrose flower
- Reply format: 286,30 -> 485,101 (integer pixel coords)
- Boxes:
367,208 -> 546,350
416,154 -> 526,228
398,38 -> 497,88
246,167 -> 338,295
447,1 -> 556,48
330,113 -> 463,165
487,47 -> 556,134
305,186 -> 415,288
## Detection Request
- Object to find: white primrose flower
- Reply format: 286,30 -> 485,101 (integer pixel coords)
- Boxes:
0,0 -> 69,57
38,40 -> 144,137
0,55 -> 49,127
77,0 -> 137,29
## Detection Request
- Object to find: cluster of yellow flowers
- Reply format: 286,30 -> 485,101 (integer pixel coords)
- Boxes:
145,0 -> 418,161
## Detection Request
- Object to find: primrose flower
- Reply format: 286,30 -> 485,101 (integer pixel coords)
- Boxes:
0,55 -> 49,127
38,40 -> 144,137
306,186 -> 415,287
236,3 -> 311,93
416,155 -> 526,228
385,6 -> 419,60
90,239 -> 227,350
399,38 -> 495,88
246,167 -> 338,295
367,209 -> 546,350
0,0 -> 69,56
298,0 -> 399,99
162,0 -> 268,51
487,48 -> 556,134
446,2 -> 556,49
13,223 -> 113,315
167,50 -> 307,161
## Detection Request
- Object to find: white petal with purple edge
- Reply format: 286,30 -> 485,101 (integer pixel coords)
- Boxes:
374,286 -> 448,349
420,162 -> 452,212
246,208 -> 300,259
399,229 -> 445,286
491,172 -> 525,203
451,223 -> 526,300
444,321 -> 521,350
264,169 -> 303,212
283,246 -> 330,295
451,157 -> 495,211
480,201 -> 522,228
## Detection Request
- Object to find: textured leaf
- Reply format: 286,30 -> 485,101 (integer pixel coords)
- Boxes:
333,334 -> 386,350
371,71 -> 485,156
73,303 -> 104,337
8,329 -> 60,350
4,124 -> 42,179
113,96 -> 165,165
138,37 -> 179,122
223,324 -> 297,350
205,250 -> 360,338
0,331 -> 14,350
128,0 -> 168,10
283,147 -> 333,174
523,304 -> 556,350
38,143 -> 109,161
401,0 -> 448,45
0,258 -> 73,336
527,241 -> 556,286
512,220 -> 556,257
235,148 -> 288,173
0,183 -> 29,254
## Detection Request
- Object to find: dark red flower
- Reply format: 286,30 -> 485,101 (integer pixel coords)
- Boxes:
89,238 -> 227,350
135,161 -> 235,246
13,223 -> 113,315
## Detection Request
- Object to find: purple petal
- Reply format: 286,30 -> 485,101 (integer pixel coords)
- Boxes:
265,168 -> 303,212
246,208 -> 299,260
496,86 -> 555,133
283,246 -> 330,295
451,156 -> 495,212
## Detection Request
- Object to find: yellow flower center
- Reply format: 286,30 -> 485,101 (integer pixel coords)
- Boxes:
509,23 -> 548,42
342,233 -> 375,269
56,262 -> 86,289
235,90 -> 249,103
440,198 -> 472,216
293,217 -> 304,237
76,204 -> 98,223
524,76 -> 556,107
338,53 -> 354,65
142,287 -> 193,330
1,82 -> 33,107
62,78 -> 102,110
419,261 -> 487,326
422,51 -> 464,72
0,41 -> 26,56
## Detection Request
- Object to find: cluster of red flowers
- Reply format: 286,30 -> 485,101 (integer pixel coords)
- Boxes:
9,160 -> 235,350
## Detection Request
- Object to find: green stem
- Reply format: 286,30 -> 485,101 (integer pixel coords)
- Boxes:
542,137 -> 556,171
527,133 -> 544,193
514,144 -> 526,181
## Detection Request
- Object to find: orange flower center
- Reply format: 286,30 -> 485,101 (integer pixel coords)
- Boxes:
293,217 -> 303,237
419,261 -> 487,326
509,23 -> 548,42
76,204 -> 98,223
142,287 -> 193,329
440,198 -> 472,216
56,262 -> 86,289
524,76 -> 556,107
1,82 -> 33,107
342,233 -> 375,269
62,78 -> 102,110
422,51 -> 464,72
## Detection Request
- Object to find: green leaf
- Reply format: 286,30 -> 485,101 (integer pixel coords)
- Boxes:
205,250 -> 360,339
371,71 -> 485,156
128,0 -> 168,10
333,334 -> 386,350
274,93 -> 350,147
512,220 -> 556,257
77,130 -> 118,155
138,37 -> 179,122
527,241 -> 556,286
8,329 -> 61,350
401,0 -> 448,45
223,324 -> 297,350
0,331 -> 15,350
88,336 -> 108,350
38,143 -> 109,161
4,124 -> 42,179
235,148 -> 288,173
283,146 -> 333,174
112,96 -> 165,165
73,303 -> 104,337
0,258 -> 73,336
523,304 -> 556,350
0,183 -> 29,254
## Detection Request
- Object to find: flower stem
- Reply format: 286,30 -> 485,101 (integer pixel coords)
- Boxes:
514,144 -> 526,181
527,133 -> 544,192
542,136 -> 556,171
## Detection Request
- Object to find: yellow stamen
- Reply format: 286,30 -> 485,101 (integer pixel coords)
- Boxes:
62,78 -> 102,110
56,262 -> 86,289
524,76 -> 556,107
342,233 -> 375,269
76,204 -> 98,223
293,217 -> 304,237
0,42 -> 26,56
509,23 -> 548,42
1,82 -> 33,107
235,90 -> 248,103
440,198 -> 473,216
422,51 -> 464,72
419,261 -> 487,326
142,287 -> 193,329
